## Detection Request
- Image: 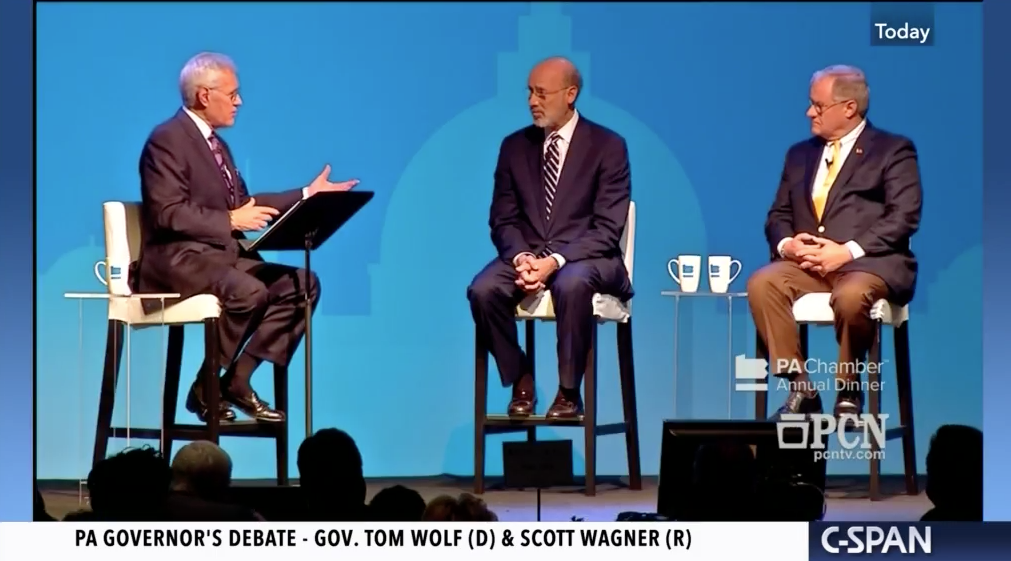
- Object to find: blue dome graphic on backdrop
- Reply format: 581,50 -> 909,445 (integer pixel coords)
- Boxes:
307,2 -> 708,476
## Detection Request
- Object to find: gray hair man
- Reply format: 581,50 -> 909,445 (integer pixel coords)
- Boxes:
747,65 -> 921,420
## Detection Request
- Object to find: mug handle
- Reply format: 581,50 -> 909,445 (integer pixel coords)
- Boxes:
728,260 -> 743,284
94,260 -> 109,286
667,259 -> 682,285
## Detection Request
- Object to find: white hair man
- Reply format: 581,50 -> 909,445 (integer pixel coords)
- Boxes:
134,52 -> 359,423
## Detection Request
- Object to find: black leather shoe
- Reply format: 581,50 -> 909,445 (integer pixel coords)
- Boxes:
223,389 -> 285,423
546,390 -> 583,419
185,382 -> 236,423
770,390 -> 823,421
507,374 -> 536,417
834,391 -> 863,422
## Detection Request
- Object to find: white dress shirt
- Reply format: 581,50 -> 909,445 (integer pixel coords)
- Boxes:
777,119 -> 867,261
182,108 -> 310,203
513,110 -> 580,270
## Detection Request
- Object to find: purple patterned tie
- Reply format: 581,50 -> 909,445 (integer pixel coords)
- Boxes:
208,133 -> 235,206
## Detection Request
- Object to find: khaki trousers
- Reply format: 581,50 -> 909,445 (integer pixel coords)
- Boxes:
746,260 -> 889,386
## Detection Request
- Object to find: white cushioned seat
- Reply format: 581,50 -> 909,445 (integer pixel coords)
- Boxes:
108,293 -> 222,326
101,201 -> 222,328
792,293 -> 908,327
514,201 -> 636,323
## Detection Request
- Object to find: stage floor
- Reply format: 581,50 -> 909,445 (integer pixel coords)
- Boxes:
39,475 -> 930,521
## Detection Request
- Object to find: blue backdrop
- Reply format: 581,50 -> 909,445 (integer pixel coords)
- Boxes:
36,2 -> 982,480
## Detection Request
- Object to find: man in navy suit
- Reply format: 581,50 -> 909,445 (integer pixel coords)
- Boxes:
468,57 -> 633,419
748,65 -> 922,419
136,52 -> 358,423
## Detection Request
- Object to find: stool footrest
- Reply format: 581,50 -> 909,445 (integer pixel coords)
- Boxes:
482,416 -> 629,436
109,421 -> 284,440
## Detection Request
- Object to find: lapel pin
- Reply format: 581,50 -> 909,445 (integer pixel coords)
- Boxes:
855,147 -> 863,155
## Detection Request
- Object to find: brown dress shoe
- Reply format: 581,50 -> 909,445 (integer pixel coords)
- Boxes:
546,390 -> 583,419
508,374 -> 536,417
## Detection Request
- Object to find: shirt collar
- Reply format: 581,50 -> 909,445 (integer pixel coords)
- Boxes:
833,118 -> 866,146
183,107 -> 215,140
549,110 -> 579,144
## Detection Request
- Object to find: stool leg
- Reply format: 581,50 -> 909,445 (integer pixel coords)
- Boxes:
473,329 -> 489,495
617,320 -> 641,491
203,318 -> 221,444
273,364 -> 290,486
893,322 -> 918,495
799,324 -> 809,360
867,320 -> 883,501
525,321 -> 536,442
754,334 -> 768,419
93,320 -> 125,468
161,326 -> 185,461
583,323 -> 598,497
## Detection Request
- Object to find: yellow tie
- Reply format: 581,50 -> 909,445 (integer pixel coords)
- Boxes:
813,140 -> 841,221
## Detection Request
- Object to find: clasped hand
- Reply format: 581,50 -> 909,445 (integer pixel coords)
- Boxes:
784,233 -> 852,275
514,255 -> 559,293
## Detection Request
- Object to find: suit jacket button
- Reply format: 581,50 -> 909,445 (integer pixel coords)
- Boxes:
817,225 -> 825,233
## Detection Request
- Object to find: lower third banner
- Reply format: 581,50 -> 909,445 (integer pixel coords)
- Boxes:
0,522 -> 808,560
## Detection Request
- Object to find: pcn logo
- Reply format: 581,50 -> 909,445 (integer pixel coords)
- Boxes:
821,526 -> 932,554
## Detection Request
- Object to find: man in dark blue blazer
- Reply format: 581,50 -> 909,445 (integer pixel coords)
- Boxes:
747,65 -> 922,420
468,57 -> 633,419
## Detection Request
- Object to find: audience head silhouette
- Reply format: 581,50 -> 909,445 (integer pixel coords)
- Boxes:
369,485 -> 426,521
171,441 -> 233,501
87,447 -> 171,520
297,428 -> 366,519
422,493 -> 497,521
924,424 -> 982,521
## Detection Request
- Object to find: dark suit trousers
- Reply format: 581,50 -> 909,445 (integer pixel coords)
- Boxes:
205,257 -> 321,389
468,256 -> 631,390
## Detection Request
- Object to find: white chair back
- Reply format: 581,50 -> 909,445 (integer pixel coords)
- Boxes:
100,201 -> 142,296
620,201 -> 636,283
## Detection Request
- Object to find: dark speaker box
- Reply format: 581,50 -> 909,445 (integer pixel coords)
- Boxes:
227,485 -> 305,521
656,419 -> 827,520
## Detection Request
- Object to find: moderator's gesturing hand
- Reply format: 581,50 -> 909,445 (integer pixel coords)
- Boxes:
229,197 -> 279,231
306,164 -> 359,197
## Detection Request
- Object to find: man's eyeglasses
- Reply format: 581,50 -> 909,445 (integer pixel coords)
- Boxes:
528,87 -> 571,100
207,87 -> 241,102
809,100 -> 850,115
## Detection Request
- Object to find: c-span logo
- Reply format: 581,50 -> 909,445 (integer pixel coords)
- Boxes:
820,525 -> 931,554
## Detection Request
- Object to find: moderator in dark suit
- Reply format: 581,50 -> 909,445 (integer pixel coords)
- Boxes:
467,108 -> 633,419
747,66 -> 922,419
137,100 -> 318,423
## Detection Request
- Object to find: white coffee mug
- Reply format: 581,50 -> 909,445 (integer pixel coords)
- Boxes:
708,255 -> 742,294
667,255 -> 702,293
94,258 -> 129,294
